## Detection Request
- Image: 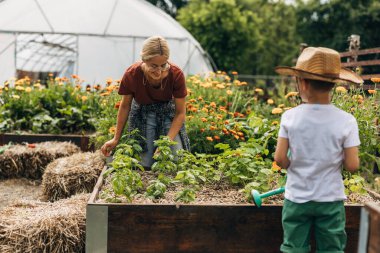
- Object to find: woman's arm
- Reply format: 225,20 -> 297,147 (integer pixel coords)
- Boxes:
101,95 -> 133,156
167,97 -> 186,140
274,137 -> 290,169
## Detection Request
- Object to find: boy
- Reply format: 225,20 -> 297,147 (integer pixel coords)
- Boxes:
274,47 -> 362,253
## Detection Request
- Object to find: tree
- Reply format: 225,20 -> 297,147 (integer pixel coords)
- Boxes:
177,0 -> 261,73
295,0 -> 380,51
147,0 -> 189,17
238,0 -> 300,75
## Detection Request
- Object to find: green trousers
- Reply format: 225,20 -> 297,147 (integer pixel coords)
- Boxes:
281,199 -> 346,253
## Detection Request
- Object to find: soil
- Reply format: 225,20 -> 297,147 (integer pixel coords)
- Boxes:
0,178 -> 42,211
96,171 -> 380,205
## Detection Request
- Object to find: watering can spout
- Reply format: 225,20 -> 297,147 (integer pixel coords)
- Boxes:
251,186 -> 285,208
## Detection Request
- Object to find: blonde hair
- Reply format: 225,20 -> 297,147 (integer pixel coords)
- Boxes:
141,36 -> 170,61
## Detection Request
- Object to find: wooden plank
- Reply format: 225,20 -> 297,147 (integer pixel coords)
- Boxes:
88,166 -> 107,204
0,133 -> 94,151
86,205 -> 108,253
104,204 -> 361,253
361,74 -> 380,80
340,47 -> 380,57
341,59 -> 380,68
365,203 -> 380,253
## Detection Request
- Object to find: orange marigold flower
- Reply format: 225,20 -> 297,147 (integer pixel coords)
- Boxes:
226,89 -> 233,95
109,126 -> 116,134
278,104 -> 285,108
233,134 -> 240,140
368,89 -> 377,94
209,126 -> 217,131
224,120 -> 229,125
201,117 -> 208,122
272,108 -> 283,114
201,108 -> 209,113
200,128 -> 205,133
100,92 -> 111,96
231,71 -> 238,75
335,86 -> 347,94
210,102 -> 216,108
71,74 -> 79,79
285,91 -> 299,99
267,99 -> 274,105
189,98 -> 196,103
271,121 -> 279,125
237,132 -> 244,137
106,78 -> 113,85
255,88 -> 264,94
272,161 -> 281,172
214,135 -> 221,140
198,96 -> 203,101
206,136 -> 213,141
115,101 -> 121,109
370,77 -> 380,83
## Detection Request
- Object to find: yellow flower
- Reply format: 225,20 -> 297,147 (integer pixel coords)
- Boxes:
267,99 -> 274,105
206,136 -> 213,141
278,104 -> 285,108
109,126 -> 116,134
335,86 -> 347,94
216,84 -> 226,89
272,161 -> 281,172
368,89 -> 377,94
271,121 -> 279,125
285,91 -> 298,98
226,89 -> 233,95
15,86 -> 25,91
33,83 -> 41,88
81,96 -> 88,102
254,88 -> 264,95
25,87 -> 32,93
12,95 -> 20,99
272,108 -> 283,114
241,81 -> 248,86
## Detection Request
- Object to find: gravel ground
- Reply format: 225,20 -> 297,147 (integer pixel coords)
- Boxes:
0,179 -> 42,211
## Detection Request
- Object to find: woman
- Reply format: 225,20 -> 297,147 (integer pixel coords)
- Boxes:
101,36 -> 190,168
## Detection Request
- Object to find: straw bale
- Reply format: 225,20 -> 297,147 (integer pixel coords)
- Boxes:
0,193 -> 89,253
42,151 -> 105,202
0,142 -> 80,179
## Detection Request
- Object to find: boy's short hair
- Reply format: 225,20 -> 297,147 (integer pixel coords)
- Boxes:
306,79 -> 335,92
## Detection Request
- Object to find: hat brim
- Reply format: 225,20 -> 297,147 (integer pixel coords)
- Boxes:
275,66 -> 363,84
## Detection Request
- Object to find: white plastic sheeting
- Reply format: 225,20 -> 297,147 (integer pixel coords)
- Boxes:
0,0 -> 214,83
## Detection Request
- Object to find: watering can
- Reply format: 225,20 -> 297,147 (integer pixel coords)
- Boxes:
251,186 -> 285,208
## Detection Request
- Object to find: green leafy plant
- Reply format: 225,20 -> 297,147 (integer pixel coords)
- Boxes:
151,136 -> 178,173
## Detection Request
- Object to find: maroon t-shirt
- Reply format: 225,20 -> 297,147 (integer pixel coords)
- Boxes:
118,62 -> 187,105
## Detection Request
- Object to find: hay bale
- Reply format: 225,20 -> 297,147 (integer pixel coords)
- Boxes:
0,142 -> 80,179
0,193 -> 89,253
42,151 -> 105,202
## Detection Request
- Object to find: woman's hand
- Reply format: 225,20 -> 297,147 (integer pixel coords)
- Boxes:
101,138 -> 119,156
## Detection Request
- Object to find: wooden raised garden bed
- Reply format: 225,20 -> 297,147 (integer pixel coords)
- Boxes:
357,202 -> 380,253
0,133 -> 94,151
86,168 -> 362,253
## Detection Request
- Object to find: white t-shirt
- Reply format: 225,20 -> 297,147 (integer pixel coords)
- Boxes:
279,104 -> 360,203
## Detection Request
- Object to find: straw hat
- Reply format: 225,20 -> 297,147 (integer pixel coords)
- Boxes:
275,47 -> 363,84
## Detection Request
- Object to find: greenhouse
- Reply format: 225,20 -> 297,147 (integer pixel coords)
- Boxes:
0,0 -> 213,83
